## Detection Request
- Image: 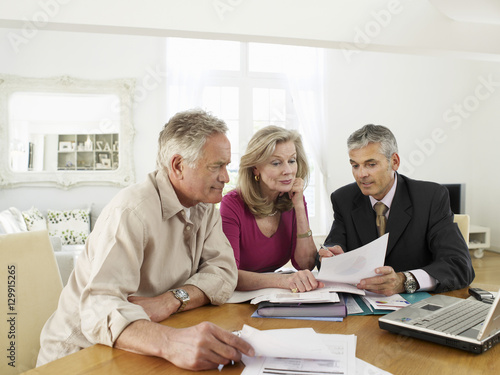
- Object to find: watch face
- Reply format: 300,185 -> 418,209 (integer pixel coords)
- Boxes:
404,273 -> 417,293
406,280 -> 417,291
174,289 -> 189,301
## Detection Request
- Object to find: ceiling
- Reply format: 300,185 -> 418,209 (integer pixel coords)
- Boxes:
430,0 -> 500,25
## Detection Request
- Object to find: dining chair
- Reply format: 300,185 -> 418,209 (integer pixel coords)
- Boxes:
0,230 -> 63,374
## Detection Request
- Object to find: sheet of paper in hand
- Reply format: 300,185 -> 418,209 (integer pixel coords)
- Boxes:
317,233 -> 388,284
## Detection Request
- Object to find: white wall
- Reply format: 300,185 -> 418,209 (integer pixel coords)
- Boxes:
2,1 -> 500,59
324,50 -> 500,248
1,1 -> 499,249
0,29 -> 167,216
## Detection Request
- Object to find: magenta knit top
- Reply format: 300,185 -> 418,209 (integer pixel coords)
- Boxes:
220,190 -> 308,272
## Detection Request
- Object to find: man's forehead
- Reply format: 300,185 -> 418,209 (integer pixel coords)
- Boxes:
349,145 -> 385,163
201,134 -> 230,158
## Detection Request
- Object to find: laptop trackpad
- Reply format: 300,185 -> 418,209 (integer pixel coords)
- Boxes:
459,323 -> 482,339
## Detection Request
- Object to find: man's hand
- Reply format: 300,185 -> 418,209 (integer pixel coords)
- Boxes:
284,270 -> 324,292
115,320 -> 255,371
356,266 -> 405,296
318,245 -> 344,262
161,322 -> 255,371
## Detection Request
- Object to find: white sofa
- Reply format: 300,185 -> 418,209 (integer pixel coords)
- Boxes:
0,206 -> 90,285
48,236 -> 85,285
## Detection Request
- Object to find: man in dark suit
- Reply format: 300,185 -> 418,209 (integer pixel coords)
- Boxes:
320,125 -> 474,296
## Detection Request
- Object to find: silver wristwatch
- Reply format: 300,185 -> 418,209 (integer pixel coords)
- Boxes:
403,272 -> 418,294
170,288 -> 190,312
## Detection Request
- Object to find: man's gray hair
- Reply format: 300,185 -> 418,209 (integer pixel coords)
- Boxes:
156,108 -> 228,170
347,124 -> 398,160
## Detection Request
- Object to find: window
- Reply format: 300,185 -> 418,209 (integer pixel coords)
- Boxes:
165,38 -> 327,235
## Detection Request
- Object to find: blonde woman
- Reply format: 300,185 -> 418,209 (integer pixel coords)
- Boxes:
220,126 -> 323,292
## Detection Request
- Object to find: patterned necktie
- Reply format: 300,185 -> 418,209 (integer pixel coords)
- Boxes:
374,202 -> 389,237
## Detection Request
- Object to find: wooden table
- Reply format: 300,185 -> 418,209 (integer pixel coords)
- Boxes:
25,287 -> 500,375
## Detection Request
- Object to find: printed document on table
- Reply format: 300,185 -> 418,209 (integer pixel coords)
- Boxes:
361,292 -> 411,310
227,281 -> 364,304
317,233 -> 388,284
239,325 -> 356,375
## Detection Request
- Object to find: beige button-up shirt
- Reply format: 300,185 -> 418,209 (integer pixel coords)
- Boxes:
37,170 -> 237,366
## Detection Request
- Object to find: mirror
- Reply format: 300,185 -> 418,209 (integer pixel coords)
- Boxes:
0,74 -> 136,188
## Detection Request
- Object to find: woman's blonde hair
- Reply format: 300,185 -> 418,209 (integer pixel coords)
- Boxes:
237,126 -> 309,217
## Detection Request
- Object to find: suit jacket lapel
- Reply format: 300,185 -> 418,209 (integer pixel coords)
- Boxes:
386,174 -> 412,256
351,192 -> 378,245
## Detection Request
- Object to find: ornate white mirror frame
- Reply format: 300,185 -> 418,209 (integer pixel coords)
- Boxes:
0,75 -> 136,188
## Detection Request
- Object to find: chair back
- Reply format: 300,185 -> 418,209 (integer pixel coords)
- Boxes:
453,214 -> 470,244
0,231 -> 63,374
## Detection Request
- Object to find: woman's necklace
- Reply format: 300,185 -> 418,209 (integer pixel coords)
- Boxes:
267,210 -> 278,217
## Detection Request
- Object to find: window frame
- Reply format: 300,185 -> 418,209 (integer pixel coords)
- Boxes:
165,39 -> 325,236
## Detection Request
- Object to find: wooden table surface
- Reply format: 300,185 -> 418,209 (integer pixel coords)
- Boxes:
25,286 -> 500,375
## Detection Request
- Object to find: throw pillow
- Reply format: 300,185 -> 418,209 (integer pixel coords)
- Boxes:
22,207 -> 47,231
0,207 -> 28,234
47,208 -> 91,245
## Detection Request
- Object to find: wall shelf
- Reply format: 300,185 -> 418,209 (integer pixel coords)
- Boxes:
57,134 -> 119,171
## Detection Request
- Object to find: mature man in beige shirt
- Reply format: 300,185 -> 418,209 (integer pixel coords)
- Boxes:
37,109 -> 254,370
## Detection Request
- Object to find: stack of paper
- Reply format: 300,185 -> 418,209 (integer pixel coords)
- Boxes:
255,294 -> 347,318
226,282 -> 365,305
227,234 -> 389,305
237,324 -> 392,375
226,234 -> 392,319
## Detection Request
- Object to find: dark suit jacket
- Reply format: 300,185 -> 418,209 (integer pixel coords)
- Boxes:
324,174 -> 474,292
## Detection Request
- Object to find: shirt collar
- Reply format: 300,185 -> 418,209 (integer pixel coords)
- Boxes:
369,173 -> 398,215
155,169 -> 207,221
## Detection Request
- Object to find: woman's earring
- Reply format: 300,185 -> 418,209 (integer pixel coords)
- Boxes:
254,175 -> 260,182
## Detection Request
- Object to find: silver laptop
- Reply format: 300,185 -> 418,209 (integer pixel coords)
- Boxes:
379,289 -> 500,353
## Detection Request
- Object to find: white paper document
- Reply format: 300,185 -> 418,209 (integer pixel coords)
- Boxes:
238,325 -> 356,375
250,290 -> 340,304
361,292 -> 411,310
227,287 -> 293,304
226,279 -> 365,304
317,234 -> 389,284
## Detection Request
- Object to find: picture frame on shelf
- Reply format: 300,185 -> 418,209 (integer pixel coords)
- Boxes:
101,158 -> 111,168
98,153 -> 108,163
59,141 -> 73,151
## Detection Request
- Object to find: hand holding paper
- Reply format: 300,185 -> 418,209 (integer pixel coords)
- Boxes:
317,234 -> 388,285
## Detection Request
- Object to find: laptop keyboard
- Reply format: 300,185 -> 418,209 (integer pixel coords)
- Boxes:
411,299 -> 491,335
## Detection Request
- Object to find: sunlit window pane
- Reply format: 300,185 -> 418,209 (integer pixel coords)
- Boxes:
166,38 -> 322,227
253,88 -> 269,122
249,43 -> 288,73
167,38 -> 240,71
225,119 -> 240,166
253,88 -> 286,132
202,87 -> 238,117
304,186 -> 315,217
269,90 -> 286,122
202,87 -> 239,172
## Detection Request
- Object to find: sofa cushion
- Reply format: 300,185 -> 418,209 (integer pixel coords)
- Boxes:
22,206 -> 47,231
47,208 -> 91,245
0,207 -> 28,234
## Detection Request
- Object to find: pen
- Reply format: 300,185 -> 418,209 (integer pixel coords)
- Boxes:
218,331 -> 242,370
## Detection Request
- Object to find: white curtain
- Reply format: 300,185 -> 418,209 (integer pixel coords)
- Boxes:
165,40 -> 208,118
283,47 -> 331,231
